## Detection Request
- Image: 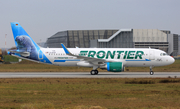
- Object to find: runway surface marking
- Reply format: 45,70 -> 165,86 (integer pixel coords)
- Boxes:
0,72 -> 179,78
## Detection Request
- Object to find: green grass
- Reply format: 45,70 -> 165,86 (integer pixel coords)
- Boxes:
0,78 -> 180,109
3,55 -> 19,62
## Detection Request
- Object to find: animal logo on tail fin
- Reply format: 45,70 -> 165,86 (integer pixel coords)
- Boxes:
11,22 -> 39,60
15,35 -> 38,60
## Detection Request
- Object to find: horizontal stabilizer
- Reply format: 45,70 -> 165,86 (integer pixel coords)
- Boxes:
8,50 -> 30,57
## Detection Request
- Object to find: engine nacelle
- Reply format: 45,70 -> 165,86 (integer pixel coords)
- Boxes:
106,62 -> 124,72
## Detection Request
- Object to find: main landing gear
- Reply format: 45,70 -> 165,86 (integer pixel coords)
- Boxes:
150,66 -> 154,75
90,70 -> 99,75
90,66 -> 99,75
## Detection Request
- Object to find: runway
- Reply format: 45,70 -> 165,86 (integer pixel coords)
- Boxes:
0,72 -> 179,78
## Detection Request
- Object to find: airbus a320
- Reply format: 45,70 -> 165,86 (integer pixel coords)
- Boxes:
8,22 -> 175,75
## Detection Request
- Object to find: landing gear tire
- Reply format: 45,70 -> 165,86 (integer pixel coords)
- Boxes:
150,71 -> 154,75
95,70 -> 98,75
90,70 -> 98,75
90,70 -> 96,75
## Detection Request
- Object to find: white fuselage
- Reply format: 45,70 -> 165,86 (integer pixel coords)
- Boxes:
39,47 -> 175,67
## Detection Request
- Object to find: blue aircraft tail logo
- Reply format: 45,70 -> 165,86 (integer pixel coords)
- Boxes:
11,22 -> 39,61
10,22 -> 52,64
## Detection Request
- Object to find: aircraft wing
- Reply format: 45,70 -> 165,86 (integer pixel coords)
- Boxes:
61,44 -> 109,66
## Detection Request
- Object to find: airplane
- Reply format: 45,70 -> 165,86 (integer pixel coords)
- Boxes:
8,22 -> 175,75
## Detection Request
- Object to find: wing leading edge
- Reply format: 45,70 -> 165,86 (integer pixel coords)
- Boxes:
61,43 -> 108,66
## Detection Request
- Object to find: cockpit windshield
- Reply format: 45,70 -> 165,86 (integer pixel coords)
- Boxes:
160,53 -> 168,56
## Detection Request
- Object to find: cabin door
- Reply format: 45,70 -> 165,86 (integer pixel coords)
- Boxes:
149,50 -> 155,60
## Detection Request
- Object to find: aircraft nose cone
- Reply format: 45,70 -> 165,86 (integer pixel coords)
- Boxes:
169,56 -> 175,64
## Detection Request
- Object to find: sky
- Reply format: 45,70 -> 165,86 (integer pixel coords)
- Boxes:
0,0 -> 180,48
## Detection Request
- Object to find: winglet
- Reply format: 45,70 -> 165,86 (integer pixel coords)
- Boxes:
61,43 -> 71,54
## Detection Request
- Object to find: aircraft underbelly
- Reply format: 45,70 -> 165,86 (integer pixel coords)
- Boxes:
53,61 -> 78,66
126,61 -> 155,67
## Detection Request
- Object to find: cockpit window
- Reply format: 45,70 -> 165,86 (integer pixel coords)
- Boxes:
160,53 -> 168,56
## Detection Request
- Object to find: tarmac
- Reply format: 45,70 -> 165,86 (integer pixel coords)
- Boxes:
0,72 -> 179,78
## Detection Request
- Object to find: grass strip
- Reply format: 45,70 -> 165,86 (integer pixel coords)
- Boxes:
0,78 -> 180,108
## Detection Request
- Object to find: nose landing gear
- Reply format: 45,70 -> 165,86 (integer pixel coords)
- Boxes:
150,66 -> 154,75
150,71 -> 154,75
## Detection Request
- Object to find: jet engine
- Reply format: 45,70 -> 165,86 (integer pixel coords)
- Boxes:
106,62 -> 124,72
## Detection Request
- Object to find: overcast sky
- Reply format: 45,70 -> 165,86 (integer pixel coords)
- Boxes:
0,0 -> 180,48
